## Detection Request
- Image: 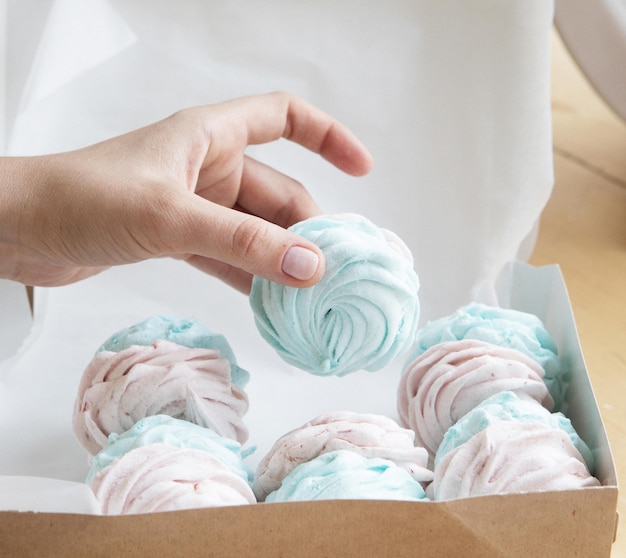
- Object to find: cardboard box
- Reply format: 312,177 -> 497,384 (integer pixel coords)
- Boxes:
0,263 -> 618,557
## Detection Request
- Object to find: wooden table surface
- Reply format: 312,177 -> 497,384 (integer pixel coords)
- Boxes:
530,29 -> 626,557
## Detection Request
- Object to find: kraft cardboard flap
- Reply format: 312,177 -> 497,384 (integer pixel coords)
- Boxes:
0,491 -> 618,558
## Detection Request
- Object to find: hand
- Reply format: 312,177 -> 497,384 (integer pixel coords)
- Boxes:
0,92 -> 373,292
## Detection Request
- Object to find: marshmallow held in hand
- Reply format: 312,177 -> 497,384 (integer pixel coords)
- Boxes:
250,214 -> 420,376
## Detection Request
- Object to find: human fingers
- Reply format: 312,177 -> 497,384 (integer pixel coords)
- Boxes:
184,255 -> 253,294
215,92 -> 374,176
169,193 -> 325,288
235,155 -> 322,227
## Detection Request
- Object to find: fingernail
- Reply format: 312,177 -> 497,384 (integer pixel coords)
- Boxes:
282,246 -> 320,281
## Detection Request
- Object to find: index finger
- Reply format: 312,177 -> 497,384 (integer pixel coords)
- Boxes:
222,92 -> 374,177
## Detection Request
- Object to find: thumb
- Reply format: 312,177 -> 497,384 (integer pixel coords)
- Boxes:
173,196 -> 325,288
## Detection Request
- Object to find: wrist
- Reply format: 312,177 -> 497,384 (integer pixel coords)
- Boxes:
0,156 -> 54,282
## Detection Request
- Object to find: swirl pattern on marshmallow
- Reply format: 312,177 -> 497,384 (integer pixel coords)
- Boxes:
73,340 -> 249,455
98,315 -> 249,388
398,339 -> 553,459
254,411 -> 432,501
265,450 -> 428,503
430,422 -> 600,500
407,302 -> 565,408
250,214 -> 420,376
90,444 -> 256,514
87,415 -> 253,485
435,391 -> 594,471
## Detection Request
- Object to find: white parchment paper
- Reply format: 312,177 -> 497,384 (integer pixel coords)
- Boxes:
2,0 -> 554,323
